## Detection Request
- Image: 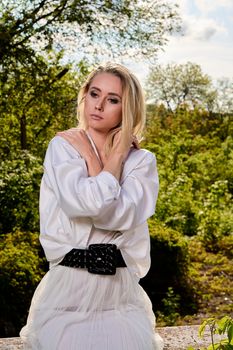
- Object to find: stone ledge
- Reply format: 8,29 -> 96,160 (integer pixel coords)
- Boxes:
0,325 -> 224,350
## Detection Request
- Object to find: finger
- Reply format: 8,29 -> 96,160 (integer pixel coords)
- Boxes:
57,130 -> 77,140
57,127 -> 78,135
56,131 -> 67,136
132,141 -> 140,149
56,133 -> 71,142
132,136 -> 140,149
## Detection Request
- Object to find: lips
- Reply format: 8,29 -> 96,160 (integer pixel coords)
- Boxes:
90,114 -> 103,120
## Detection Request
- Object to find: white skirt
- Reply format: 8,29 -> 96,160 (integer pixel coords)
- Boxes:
20,265 -> 164,350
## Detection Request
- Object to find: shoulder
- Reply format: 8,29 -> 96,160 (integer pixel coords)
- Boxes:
127,147 -> 156,166
48,135 -> 72,150
122,148 -> 156,180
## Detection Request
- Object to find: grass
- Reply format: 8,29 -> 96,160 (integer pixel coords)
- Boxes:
179,236 -> 233,325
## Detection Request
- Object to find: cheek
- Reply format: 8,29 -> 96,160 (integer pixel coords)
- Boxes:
113,105 -> 122,122
84,96 -> 92,115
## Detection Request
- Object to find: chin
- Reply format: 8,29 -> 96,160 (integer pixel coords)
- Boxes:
88,125 -> 110,133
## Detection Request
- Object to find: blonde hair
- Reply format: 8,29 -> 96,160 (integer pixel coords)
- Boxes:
77,62 -> 146,155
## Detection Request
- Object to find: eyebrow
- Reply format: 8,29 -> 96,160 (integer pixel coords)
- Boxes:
90,86 -> 122,99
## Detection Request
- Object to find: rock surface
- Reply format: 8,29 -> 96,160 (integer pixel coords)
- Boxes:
0,325 -> 224,350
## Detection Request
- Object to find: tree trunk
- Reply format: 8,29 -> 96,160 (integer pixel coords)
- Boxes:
20,114 -> 27,149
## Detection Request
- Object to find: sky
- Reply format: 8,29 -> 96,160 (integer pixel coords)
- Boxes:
128,0 -> 233,85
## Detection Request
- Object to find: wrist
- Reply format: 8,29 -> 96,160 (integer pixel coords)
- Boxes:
85,150 -> 99,162
110,151 -> 125,163
103,152 -> 124,181
85,151 -> 103,176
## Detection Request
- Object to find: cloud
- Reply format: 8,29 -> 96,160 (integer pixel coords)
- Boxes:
154,31 -> 233,80
145,0 -> 233,81
180,16 -> 227,41
194,0 -> 233,13
170,0 -> 229,42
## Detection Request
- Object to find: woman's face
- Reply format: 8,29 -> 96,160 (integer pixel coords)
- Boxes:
84,72 -> 123,134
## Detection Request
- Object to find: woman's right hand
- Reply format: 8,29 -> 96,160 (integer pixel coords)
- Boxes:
102,130 -> 139,181
110,130 -> 139,162
56,128 -> 102,176
56,128 -> 93,159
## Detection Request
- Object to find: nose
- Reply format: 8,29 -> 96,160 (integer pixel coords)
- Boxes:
95,98 -> 104,111
95,104 -> 103,111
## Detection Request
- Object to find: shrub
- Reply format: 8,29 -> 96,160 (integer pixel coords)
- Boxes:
0,151 -> 43,234
197,180 -> 233,252
140,221 -> 197,321
0,230 -> 46,336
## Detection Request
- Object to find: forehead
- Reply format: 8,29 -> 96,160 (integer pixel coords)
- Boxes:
89,73 -> 122,95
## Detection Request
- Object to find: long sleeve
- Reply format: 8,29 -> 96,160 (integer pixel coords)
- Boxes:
43,136 -> 121,219
92,151 -> 159,231
39,136 -> 158,271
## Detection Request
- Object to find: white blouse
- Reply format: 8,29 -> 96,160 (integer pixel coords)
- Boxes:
39,135 -> 159,278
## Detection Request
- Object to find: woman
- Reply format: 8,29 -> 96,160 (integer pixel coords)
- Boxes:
20,62 -> 163,349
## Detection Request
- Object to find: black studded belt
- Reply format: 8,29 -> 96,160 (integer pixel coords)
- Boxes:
59,244 -> 126,275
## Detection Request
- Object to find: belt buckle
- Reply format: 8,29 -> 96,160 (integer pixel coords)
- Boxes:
87,244 -> 117,275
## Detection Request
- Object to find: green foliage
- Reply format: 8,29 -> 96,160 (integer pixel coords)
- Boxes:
0,230 -> 46,336
141,221 -> 197,323
197,180 -> 233,251
142,105 -> 233,325
143,106 -> 233,248
188,316 -> 233,350
0,151 -> 43,234
156,287 -> 181,326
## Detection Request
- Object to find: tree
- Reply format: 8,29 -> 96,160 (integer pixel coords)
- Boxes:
146,62 -> 217,111
0,0 -> 180,69
215,78 -> 233,114
0,53 -> 89,156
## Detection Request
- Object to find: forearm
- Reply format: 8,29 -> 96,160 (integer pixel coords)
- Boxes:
86,153 -> 103,176
103,152 -> 124,182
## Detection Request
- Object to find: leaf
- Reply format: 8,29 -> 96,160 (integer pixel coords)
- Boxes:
199,318 -> 215,338
228,324 -> 233,343
224,345 -> 233,350
199,320 -> 208,338
217,316 -> 231,334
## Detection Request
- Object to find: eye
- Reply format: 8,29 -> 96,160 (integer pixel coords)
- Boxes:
108,98 -> 120,104
90,90 -> 98,98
